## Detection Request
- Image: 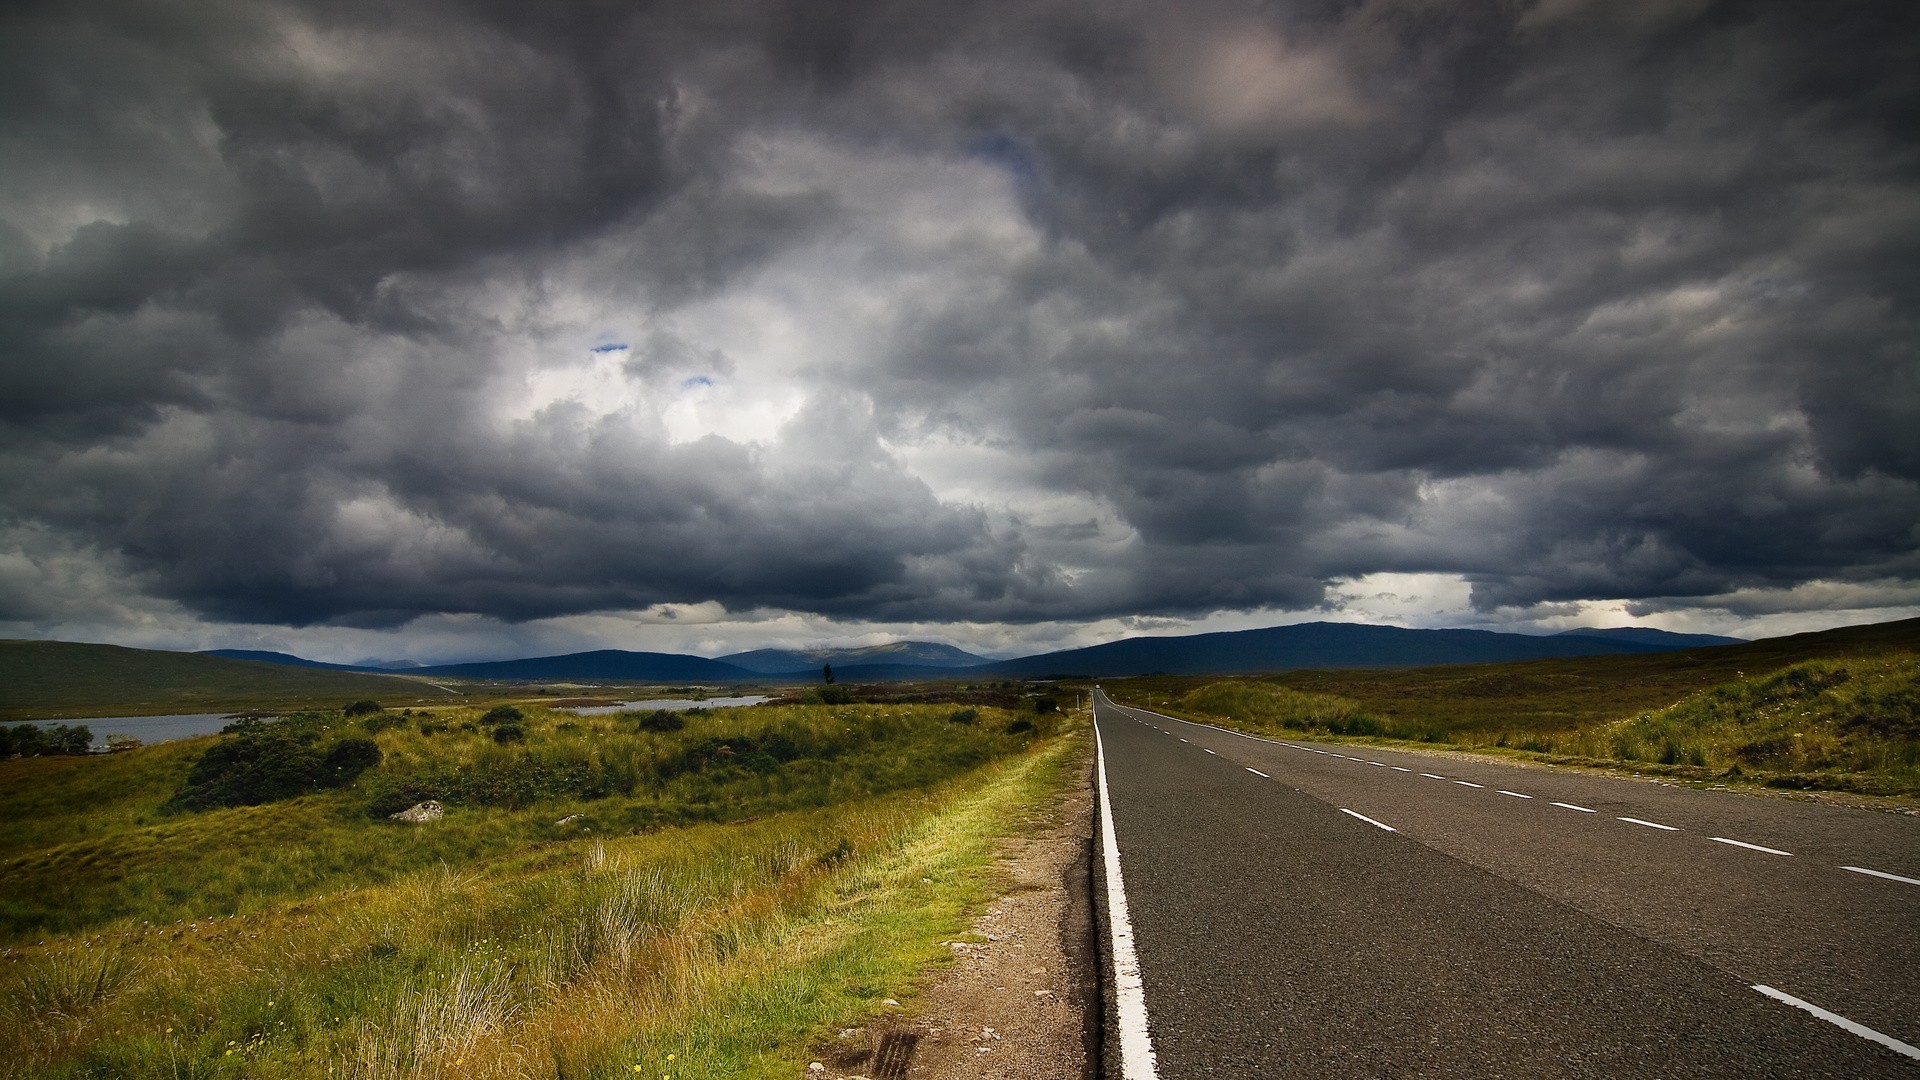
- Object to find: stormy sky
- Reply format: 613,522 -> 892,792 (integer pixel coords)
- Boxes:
2,0 -> 1915,663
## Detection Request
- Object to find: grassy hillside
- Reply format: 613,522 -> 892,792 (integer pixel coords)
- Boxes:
0,640 -> 459,720
0,698 -> 1077,1078
1104,617 -> 1920,796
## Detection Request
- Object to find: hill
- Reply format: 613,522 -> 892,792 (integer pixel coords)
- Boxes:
1106,616 -> 1920,741
720,641 -> 988,674
200,648 -> 372,672
0,640 -> 458,720
1117,616 -> 1920,795
978,621 -> 1709,678
413,649 -> 756,682
1551,627 -> 1744,648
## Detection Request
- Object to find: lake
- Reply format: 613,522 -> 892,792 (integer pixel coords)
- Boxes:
10,694 -> 779,747
564,695 -> 773,716
11,713 -> 254,747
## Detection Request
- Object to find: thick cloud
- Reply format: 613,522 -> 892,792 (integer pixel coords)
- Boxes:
1,0 -> 1915,642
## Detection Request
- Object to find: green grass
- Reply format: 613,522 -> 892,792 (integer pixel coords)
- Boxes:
0,708 -> 1081,1078
0,700 -> 1051,944
1101,617 -> 1920,797
0,640 -> 460,720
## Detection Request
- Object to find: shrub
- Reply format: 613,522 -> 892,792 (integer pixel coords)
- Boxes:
323,737 -> 382,783
948,709 -> 978,725
481,705 -> 525,725
1033,696 -> 1058,714
342,700 -> 385,717
169,725 -> 384,812
169,730 -> 325,811
360,712 -> 407,733
637,710 -> 685,732
492,724 -> 527,744
1,724 -> 93,756
1004,718 -> 1035,735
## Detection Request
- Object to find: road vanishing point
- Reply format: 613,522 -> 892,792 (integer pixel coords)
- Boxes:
1090,689 -> 1919,1078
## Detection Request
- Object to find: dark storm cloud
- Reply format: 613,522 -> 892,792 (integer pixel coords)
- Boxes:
1,0 -> 1915,633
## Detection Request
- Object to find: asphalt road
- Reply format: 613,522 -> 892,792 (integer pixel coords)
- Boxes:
1091,689 -> 1920,1078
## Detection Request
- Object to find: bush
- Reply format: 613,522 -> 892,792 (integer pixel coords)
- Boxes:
1033,696 -> 1058,714
1004,718 -> 1035,735
170,731 -> 325,811
637,710 -> 685,732
481,705 -> 525,725
360,712 -> 406,734
0,724 -> 92,757
342,700 -> 384,717
169,724 -> 384,812
948,709 -> 978,725
323,737 -> 382,783
492,724 -> 527,744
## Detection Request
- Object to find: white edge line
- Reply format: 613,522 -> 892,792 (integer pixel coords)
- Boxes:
1618,816 -> 1679,831
1751,985 -> 1920,1062
1710,836 -> 1792,856
1339,808 -> 1397,832
1247,767 -> 1270,778
1093,716 -> 1161,1079
1551,801 -> 1597,813
1841,865 -> 1920,887
1497,790 -> 1533,799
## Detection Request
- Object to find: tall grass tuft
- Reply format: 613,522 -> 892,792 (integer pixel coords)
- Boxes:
11,948 -> 138,1021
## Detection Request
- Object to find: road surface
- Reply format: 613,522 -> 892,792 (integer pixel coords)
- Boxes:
1090,689 -> 1920,1077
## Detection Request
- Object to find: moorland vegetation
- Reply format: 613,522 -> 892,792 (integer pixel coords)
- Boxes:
0,697 -> 1075,1078
1114,642 -> 1920,797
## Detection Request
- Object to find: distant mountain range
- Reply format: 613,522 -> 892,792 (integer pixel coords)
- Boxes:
201,624 -> 1743,682
1551,627 -> 1744,648
201,649 -> 425,672
977,622 -> 1745,678
719,641 -> 988,673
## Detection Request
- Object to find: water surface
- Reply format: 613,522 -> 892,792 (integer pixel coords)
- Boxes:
12,713 -> 257,746
564,695 -> 772,716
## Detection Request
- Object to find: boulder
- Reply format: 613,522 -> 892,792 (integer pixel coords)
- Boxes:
390,800 -> 444,823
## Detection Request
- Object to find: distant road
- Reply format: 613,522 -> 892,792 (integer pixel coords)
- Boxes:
1090,690 -> 1920,1077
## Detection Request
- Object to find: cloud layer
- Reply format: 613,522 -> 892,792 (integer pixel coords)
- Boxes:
2,0 -> 1915,651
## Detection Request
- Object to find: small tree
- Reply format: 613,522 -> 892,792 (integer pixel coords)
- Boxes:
822,663 -> 835,685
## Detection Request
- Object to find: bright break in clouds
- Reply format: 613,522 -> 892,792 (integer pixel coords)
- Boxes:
1,0 -> 1915,661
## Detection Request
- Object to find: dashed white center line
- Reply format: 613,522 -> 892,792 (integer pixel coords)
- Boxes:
1454,781 -> 1484,788
1841,865 -> 1920,887
1618,816 -> 1679,831
1551,801 -> 1596,813
1497,790 -> 1533,799
1247,768 -> 1270,778
1711,836 -> 1792,856
1203,748 -> 1217,755
1752,985 -> 1920,1062
1339,808 -> 1397,832
1390,766 -> 1412,772
1421,773 -> 1446,780
1368,761 -> 1390,767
